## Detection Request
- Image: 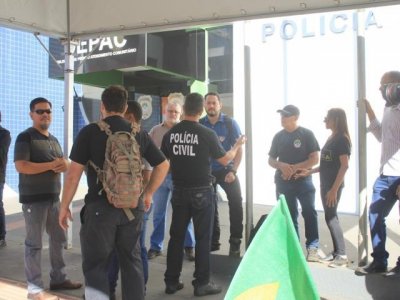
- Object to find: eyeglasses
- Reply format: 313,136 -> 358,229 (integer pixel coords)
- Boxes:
34,109 -> 52,115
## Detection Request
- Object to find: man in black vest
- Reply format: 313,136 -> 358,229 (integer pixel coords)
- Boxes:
15,98 -> 82,300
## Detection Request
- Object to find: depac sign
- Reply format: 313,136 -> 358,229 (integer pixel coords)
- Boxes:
49,34 -> 146,77
262,10 -> 381,42
75,37 -> 128,56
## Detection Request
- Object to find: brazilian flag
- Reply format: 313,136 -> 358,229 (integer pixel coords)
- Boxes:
225,195 -> 320,300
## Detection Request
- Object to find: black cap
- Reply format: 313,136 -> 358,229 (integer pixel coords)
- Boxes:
277,105 -> 300,117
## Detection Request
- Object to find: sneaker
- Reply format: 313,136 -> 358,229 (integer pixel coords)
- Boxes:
306,248 -> 320,262
383,265 -> 400,278
321,251 -> 335,262
27,291 -> 59,300
165,281 -> 184,294
355,260 -> 387,275
229,243 -> 241,258
185,247 -> 195,261
194,281 -> 222,297
0,239 -> 6,248
147,249 -> 162,259
328,255 -> 348,268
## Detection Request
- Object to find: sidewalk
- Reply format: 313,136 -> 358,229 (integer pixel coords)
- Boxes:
1,199 -> 400,299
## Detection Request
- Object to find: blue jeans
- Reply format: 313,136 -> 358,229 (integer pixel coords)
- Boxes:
150,174 -> 195,251
275,177 -> 319,249
108,205 -> 152,295
22,201 -> 67,294
0,182 -> 5,240
164,185 -> 215,287
369,175 -> 400,265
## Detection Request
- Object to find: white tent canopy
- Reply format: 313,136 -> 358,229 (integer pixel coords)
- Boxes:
0,0 -> 397,39
0,0 -> 390,260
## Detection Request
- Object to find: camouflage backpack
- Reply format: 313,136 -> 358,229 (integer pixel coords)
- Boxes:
89,120 -> 143,220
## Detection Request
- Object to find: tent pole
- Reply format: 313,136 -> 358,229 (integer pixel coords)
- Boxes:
355,10 -> 368,266
244,45 -> 254,248
62,0 -> 76,249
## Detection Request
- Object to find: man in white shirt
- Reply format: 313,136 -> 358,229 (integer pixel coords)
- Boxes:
356,71 -> 400,277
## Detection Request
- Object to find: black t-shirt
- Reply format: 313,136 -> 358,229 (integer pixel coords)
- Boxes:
319,134 -> 351,189
268,126 -> 320,181
161,120 -> 226,187
70,115 -> 166,203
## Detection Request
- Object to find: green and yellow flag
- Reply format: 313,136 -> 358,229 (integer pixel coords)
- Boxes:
225,195 -> 320,300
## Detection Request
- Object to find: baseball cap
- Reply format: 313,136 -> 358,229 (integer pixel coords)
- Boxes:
277,104 -> 300,117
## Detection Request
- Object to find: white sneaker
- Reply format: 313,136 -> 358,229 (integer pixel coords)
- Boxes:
306,248 -> 320,262
328,255 -> 348,268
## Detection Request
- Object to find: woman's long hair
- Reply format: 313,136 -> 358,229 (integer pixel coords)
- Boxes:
327,108 -> 352,147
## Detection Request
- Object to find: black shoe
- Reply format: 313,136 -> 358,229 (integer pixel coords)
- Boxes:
383,265 -> 400,278
194,282 -> 222,297
147,249 -> 162,259
355,260 -> 387,275
165,281 -> 184,294
0,239 -> 6,248
210,243 -> 220,252
229,241 -> 241,257
185,247 -> 195,261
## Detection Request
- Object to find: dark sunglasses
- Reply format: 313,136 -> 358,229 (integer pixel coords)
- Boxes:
34,109 -> 52,115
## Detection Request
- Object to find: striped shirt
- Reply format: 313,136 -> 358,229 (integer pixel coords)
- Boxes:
368,104 -> 400,176
14,127 -> 63,203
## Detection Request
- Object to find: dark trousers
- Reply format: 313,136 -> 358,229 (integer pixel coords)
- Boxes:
108,205 -> 151,295
275,177 -> 319,249
0,182 -> 5,240
321,186 -> 346,256
164,185 -> 215,287
212,169 -> 243,245
80,201 -> 144,300
369,175 -> 400,265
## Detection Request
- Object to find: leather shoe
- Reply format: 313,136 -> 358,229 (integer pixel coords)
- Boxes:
50,279 -> 82,290
148,248 -> 162,259
194,281 -> 222,297
355,260 -> 387,275
27,291 -> 59,300
165,281 -> 184,294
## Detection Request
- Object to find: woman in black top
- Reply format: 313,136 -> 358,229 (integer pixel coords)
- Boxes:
297,108 -> 351,267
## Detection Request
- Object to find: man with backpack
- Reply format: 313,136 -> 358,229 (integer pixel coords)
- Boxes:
59,86 -> 169,300
199,92 -> 244,257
